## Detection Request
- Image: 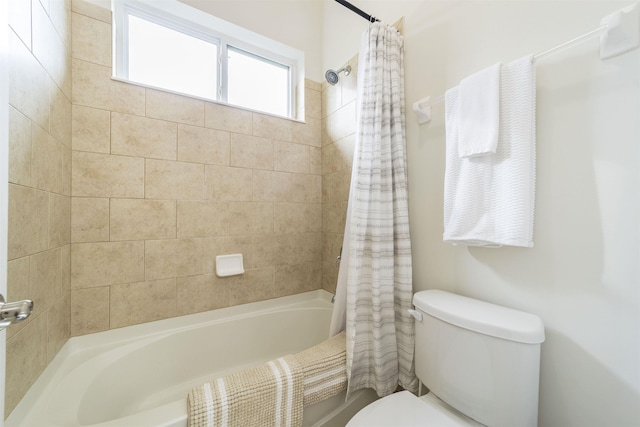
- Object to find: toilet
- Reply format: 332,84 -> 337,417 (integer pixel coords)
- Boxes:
347,290 -> 545,427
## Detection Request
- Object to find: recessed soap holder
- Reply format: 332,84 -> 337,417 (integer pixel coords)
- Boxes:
215,254 -> 244,277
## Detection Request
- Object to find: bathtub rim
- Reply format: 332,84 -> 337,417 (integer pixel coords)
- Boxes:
6,289 -> 335,427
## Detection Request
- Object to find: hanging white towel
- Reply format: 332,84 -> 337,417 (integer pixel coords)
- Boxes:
458,62 -> 501,158
443,54 -> 536,248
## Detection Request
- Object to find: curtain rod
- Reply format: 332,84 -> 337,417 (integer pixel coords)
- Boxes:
334,0 -> 379,23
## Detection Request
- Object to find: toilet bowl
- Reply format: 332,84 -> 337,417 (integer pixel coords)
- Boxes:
346,290 -> 545,427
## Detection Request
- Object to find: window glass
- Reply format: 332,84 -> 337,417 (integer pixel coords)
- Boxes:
227,47 -> 290,117
128,14 -> 218,100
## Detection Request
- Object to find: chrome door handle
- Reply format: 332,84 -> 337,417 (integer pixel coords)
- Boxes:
0,294 -> 33,330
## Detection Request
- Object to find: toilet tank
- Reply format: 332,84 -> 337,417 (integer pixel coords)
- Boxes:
413,290 -> 545,427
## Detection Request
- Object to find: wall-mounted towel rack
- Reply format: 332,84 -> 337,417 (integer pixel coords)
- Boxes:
413,3 -> 639,124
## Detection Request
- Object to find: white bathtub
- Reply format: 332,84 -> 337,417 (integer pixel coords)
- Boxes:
6,290 -> 378,427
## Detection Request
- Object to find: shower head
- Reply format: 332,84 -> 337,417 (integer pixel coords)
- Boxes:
325,65 -> 352,85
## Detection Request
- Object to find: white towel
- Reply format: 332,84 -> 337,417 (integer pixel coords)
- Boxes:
443,55 -> 536,247
458,62 -> 501,158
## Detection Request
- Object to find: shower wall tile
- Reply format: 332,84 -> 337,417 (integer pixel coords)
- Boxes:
9,106 -> 32,187
204,165 -> 253,201
144,159 -> 204,200
67,0 -> 323,342
205,101 -> 252,135
72,59 -> 145,115
7,0 -> 73,417
110,279 -> 177,329
274,141 -> 309,174
72,0 -> 111,23
71,241 -> 145,288
71,197 -> 110,243
72,105 -> 110,153
176,275 -> 229,316
111,112 -> 178,160
145,238 -> 205,281
178,125 -> 230,166
146,89 -> 205,127
110,199 -> 177,241
325,100 -> 356,144
71,287 -> 110,336
72,152 -> 144,198
71,12 -> 111,67
230,133 -> 274,170
8,184 -> 50,260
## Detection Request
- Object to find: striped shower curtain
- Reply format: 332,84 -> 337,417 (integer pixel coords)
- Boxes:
333,22 -> 417,398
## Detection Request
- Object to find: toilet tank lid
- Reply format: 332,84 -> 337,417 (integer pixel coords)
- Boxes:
413,290 -> 545,344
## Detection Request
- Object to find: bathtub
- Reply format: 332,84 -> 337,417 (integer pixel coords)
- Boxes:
6,290 -> 378,427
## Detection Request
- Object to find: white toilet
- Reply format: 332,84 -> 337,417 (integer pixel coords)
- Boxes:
347,289 -> 545,427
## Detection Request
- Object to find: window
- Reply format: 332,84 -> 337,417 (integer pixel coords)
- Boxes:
113,0 -> 304,119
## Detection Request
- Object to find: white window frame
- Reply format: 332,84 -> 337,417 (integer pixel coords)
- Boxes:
112,0 -> 304,120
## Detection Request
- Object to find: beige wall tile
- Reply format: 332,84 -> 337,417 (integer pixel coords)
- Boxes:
47,293 -> 70,363
225,202 -> 273,236
305,87 -> 322,120
110,199 -> 176,241
309,147 -> 321,175
72,0 -> 111,23
230,133 -> 273,170
31,124 -> 63,194
322,261 -> 338,294
145,239 -> 205,280
71,241 -> 145,288
253,170 -> 321,204
32,0 -> 69,98
177,201 -> 226,238
292,116 -> 321,147
274,203 -> 322,234
110,279 -> 177,329
72,152 -> 144,198
9,30 -> 50,130
71,287 -> 109,336
62,145 -> 72,196
322,170 -> 350,204
61,243 -> 71,295
325,100 -> 356,143
323,202 -> 348,234
226,268 -> 275,306
50,84 -> 72,148
274,141 -> 309,174
204,165 -> 252,202
49,193 -> 71,248
178,124 -> 229,165
8,0 -> 32,48
252,113 -> 292,142
72,105 -> 110,153
276,233 -> 322,266
6,257 -> 32,340
322,83 -> 341,118
176,275 -> 229,316
30,248 -> 62,317
145,159 -> 204,200
322,232 -> 344,264
49,0 -> 72,50
322,135 -> 355,175
72,59 -> 145,115
71,197 -> 109,242
9,106 -> 32,186
6,314 -> 48,416
71,12 -> 111,66
146,89 -> 205,126
111,112 -> 177,160
274,262 -> 321,296
204,102 -> 252,135
8,184 -> 49,260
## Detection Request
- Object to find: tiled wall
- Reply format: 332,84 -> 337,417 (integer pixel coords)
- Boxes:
321,57 -> 358,293
6,0 -> 72,416
69,1 -> 323,335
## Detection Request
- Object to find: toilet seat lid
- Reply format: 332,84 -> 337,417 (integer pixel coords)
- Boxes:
346,391 -> 481,427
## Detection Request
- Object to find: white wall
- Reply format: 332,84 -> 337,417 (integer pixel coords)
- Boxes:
325,1 -> 640,426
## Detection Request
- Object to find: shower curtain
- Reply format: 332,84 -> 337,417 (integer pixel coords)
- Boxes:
329,21 -> 417,398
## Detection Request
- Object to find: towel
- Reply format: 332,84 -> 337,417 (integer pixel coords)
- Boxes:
187,355 -> 304,427
443,55 -> 536,247
187,332 -> 348,427
458,62 -> 501,158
